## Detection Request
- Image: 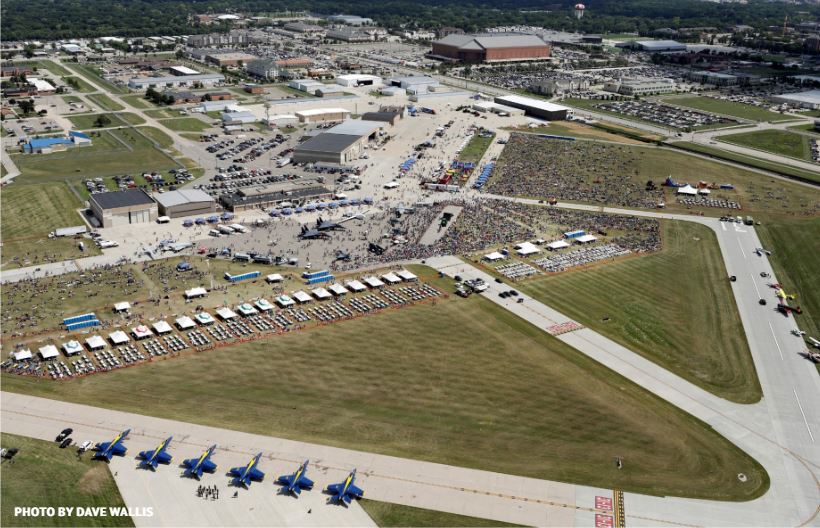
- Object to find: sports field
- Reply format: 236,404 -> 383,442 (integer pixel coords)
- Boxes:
0,182 -> 99,269
159,117 -> 212,132
719,129 -> 812,161
86,93 -> 125,112
11,128 -> 178,181
67,113 -> 145,130
0,433 -> 133,527
662,96 -> 795,123
1,268 -> 769,500
517,221 -> 761,403
360,500 -> 521,527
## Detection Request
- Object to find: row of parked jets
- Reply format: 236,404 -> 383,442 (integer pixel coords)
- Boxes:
94,430 -> 364,505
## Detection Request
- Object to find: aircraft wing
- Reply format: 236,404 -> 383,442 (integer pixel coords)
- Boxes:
277,474 -> 295,486
96,441 -> 111,452
228,466 -> 243,476
298,475 -> 314,489
201,459 -> 217,472
138,449 -> 153,460
327,483 -> 340,493
157,451 -> 172,464
112,444 -> 127,456
249,468 -> 265,481
348,484 -> 364,498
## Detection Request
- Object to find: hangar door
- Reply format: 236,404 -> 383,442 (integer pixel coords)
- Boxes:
129,210 -> 150,224
110,212 -> 130,227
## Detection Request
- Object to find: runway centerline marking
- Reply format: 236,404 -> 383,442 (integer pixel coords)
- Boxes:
769,321 -> 785,361
750,274 -> 762,298
737,239 -> 746,259
793,389 -> 815,443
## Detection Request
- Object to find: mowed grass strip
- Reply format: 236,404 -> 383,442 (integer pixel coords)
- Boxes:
119,95 -> 152,109
158,117 -> 212,132
518,221 -> 761,403
662,96 -> 794,122
86,93 -> 125,112
67,113 -> 145,129
458,133 -> 495,163
1,276 -> 769,500
0,182 -> 98,269
0,433 -> 133,527
720,129 -> 811,161
359,500 -> 523,527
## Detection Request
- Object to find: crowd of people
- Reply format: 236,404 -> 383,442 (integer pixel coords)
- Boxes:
485,134 -> 664,209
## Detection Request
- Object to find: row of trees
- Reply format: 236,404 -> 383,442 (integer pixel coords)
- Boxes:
3,0 -> 820,41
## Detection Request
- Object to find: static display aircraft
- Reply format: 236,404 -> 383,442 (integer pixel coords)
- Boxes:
277,460 -> 314,496
298,225 -> 330,240
229,453 -> 265,487
326,469 -> 364,505
138,436 -> 173,470
183,445 -> 218,479
93,429 -> 130,461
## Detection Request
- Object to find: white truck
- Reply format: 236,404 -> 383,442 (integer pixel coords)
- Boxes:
217,225 -> 235,235
277,157 -> 292,168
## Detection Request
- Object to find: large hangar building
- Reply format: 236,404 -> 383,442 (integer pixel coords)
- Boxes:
494,94 -> 571,120
293,120 -> 383,164
154,189 -> 216,218
90,189 -> 158,228
431,34 -> 551,63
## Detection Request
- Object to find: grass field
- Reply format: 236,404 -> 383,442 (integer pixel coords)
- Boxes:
135,126 -> 174,148
458,133 -> 495,163
719,129 -> 812,161
0,182 -> 99,269
159,117 -> 212,132
119,95 -> 152,109
504,122 -> 647,144
517,221 -> 761,403
360,500 -> 521,527
67,113 -> 145,129
65,63 -> 128,94
1,267 -> 769,500
662,96 -> 795,123
11,129 -> 178,181
0,433 -> 133,527
86,93 -> 125,112
17,60 -> 71,76
670,141 -> 820,185
143,108 -> 183,119
61,95 -> 83,104
756,216 -> 820,349
787,123 -> 820,136
61,76 -> 95,93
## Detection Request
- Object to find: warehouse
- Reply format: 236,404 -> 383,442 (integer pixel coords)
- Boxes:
220,178 -> 332,211
153,189 -> 216,218
604,77 -> 676,96
221,110 -> 257,125
295,107 -> 351,123
431,34 -> 550,63
315,85 -> 345,97
361,109 -> 403,125
618,40 -> 687,52
472,101 -> 525,116
128,73 -> 225,90
336,74 -> 382,87
169,65 -> 200,76
388,75 -> 439,93
771,89 -> 820,109
90,189 -> 158,228
206,52 -> 258,67
494,94 -> 571,120
294,120 -> 382,164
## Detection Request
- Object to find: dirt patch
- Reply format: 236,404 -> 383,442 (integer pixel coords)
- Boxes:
78,465 -> 109,494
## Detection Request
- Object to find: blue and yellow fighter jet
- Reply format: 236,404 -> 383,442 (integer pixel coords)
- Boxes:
229,453 -> 265,487
326,469 -> 364,505
182,445 -> 218,479
277,460 -> 314,496
137,436 -> 173,470
93,429 -> 130,461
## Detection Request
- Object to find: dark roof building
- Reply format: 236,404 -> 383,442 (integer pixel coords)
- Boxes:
89,189 -> 158,227
431,33 -> 550,63
220,179 -> 331,211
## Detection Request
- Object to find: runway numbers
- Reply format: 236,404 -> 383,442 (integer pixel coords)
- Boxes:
595,514 -> 614,528
547,321 -> 584,335
595,496 -> 613,511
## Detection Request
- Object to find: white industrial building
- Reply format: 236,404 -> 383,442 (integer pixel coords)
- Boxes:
388,75 -> 439,93
128,73 -> 225,90
472,101 -> 525,116
771,90 -> 820,109
295,107 -> 351,123
336,74 -> 382,87
604,77 -> 676,96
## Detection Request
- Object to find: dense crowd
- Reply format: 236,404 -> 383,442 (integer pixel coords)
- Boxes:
485,134 -> 664,209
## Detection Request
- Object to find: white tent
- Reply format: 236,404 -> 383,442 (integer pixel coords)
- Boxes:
397,269 -> 418,281
255,298 -> 274,311
292,291 -> 312,304
381,272 -> 401,284
237,303 -> 258,316
677,184 -> 698,196
195,312 -> 215,325
311,287 -> 332,300
86,335 -> 106,350
575,234 -> 597,244
14,349 -> 32,361
62,340 -> 83,356
515,242 -> 541,256
547,240 -> 569,250
276,295 -> 296,308
132,325 -> 153,339
185,287 -> 208,299
109,330 -> 130,345
39,344 -> 59,360
113,301 -> 131,312
484,251 -> 505,261
363,276 -> 385,288
216,307 -> 238,320
176,316 -> 196,330
152,320 -> 173,335
266,273 -> 283,283
699,188 -> 711,195
345,280 -> 367,292
328,283 -> 349,296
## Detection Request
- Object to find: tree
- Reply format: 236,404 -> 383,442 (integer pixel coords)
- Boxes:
94,115 -> 112,127
18,99 -> 35,115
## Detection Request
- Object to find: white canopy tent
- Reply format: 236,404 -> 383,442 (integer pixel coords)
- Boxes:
515,241 -> 541,256
113,301 -> 131,312
132,325 -> 153,339
109,330 -> 130,345
547,240 -> 569,250
185,287 -> 208,299
381,272 -> 401,284
292,291 -> 312,304
85,335 -> 106,350
237,303 -> 258,316
62,340 -> 83,356
255,298 -> 274,311
153,321 -> 173,335
311,287 -> 332,300
328,283 -> 349,296
363,276 -> 385,288
266,273 -> 283,283
195,312 -> 215,325
276,295 -> 296,308
14,349 -> 32,361
575,234 -> 597,244
176,316 -> 196,330
216,307 -> 238,320
39,344 -> 59,360
677,184 -> 698,196
397,269 -> 418,281
484,251 -> 505,261
345,280 -> 367,292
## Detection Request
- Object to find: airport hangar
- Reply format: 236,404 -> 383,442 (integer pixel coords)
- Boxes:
90,189 -> 158,228
219,177 -> 332,212
293,119 -> 384,164
494,94 -> 571,120
431,33 -> 551,62
153,189 -> 216,218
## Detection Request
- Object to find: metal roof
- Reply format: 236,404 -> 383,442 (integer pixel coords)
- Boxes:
435,33 -> 548,50
91,189 -> 155,210
296,133 -> 361,153
153,189 -> 214,208
495,94 -> 570,113
326,119 -> 382,136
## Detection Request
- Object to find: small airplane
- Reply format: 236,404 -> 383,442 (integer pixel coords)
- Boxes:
137,436 -> 173,470
182,445 -> 218,479
808,336 -> 820,349
792,329 -> 807,337
368,242 -> 385,255
326,469 -> 364,505
93,429 -> 130,461
229,453 -> 265,488
276,460 -> 314,496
